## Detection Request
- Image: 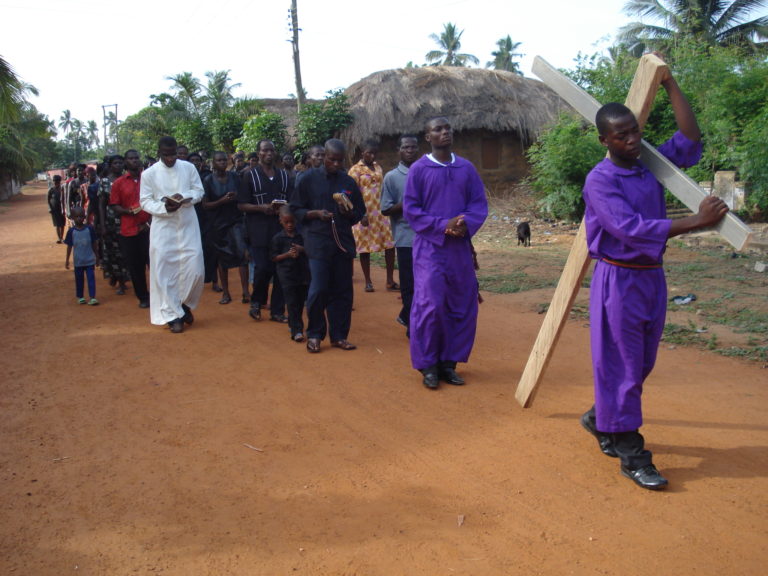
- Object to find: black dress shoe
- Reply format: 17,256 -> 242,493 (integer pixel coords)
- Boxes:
270,314 -> 289,323
168,319 -> 184,333
181,304 -> 194,325
422,371 -> 439,390
621,464 -> 668,490
580,411 -> 618,458
138,300 -> 150,309
439,367 -> 465,385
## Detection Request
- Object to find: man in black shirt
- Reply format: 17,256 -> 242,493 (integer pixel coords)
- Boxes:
237,139 -> 292,322
290,139 -> 365,353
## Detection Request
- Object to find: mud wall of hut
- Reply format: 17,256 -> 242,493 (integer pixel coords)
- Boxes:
348,129 -> 530,194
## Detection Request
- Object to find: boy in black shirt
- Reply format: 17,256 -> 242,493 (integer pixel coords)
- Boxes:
270,206 -> 310,342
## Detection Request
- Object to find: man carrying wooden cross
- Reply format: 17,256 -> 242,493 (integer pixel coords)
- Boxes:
581,59 -> 728,490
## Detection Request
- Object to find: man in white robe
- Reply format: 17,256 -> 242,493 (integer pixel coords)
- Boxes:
140,136 -> 205,333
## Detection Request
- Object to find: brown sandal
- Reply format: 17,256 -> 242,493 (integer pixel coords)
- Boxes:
331,340 -> 357,351
306,338 -> 321,353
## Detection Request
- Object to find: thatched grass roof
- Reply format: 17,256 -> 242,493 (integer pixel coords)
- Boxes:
341,67 -> 568,147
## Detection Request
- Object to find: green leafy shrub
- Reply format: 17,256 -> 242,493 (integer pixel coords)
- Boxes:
234,112 -> 288,155
295,89 -> 353,155
526,113 -> 604,221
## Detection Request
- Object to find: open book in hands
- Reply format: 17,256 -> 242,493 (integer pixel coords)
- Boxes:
161,195 -> 192,206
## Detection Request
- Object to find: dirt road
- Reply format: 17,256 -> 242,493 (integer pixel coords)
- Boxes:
1,184 -> 766,575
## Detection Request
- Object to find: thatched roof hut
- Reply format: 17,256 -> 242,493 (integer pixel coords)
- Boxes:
340,67 -> 568,189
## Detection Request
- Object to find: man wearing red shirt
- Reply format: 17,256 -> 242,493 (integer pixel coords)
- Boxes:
110,149 -> 151,308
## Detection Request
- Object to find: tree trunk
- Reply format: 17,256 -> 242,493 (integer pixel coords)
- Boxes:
290,0 -> 305,113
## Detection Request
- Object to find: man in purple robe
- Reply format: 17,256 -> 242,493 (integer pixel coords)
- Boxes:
582,66 -> 728,490
404,117 -> 488,390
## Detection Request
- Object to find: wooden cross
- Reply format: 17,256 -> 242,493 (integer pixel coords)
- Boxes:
514,54 -> 753,408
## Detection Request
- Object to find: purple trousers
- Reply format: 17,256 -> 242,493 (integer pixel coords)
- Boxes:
589,261 -> 666,433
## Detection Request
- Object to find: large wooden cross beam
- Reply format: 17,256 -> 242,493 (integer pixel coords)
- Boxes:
514,55 -> 753,408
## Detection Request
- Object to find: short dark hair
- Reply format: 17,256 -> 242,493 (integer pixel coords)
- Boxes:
325,138 -> 345,155
424,116 -> 449,132
362,139 -> 380,152
187,152 -> 202,161
124,149 -> 140,158
159,136 -> 178,149
595,102 -> 634,136
278,204 -> 293,218
53,175 -> 62,181
257,139 -> 275,151
108,154 -> 124,166
398,134 -> 418,147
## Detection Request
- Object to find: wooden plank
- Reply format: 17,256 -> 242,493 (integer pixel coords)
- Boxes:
624,54 -> 668,126
516,56 -> 753,408
641,144 -> 753,250
514,220 -> 591,407
532,56 -> 600,123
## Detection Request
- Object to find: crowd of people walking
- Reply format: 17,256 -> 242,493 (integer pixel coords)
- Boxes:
47,119 -> 488,393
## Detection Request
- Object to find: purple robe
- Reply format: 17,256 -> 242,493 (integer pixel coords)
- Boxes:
404,154 -> 488,370
583,132 -> 702,432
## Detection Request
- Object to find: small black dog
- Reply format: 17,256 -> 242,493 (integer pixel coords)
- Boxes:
517,221 -> 531,247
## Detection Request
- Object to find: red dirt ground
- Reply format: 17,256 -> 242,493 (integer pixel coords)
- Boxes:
1,184 -> 766,575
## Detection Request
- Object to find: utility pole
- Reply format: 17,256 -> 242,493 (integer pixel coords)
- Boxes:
289,0 -> 306,113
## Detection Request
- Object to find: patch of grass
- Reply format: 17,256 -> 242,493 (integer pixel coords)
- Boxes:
695,293 -> 768,334
662,321 -> 715,347
478,271 -> 556,294
715,345 -> 768,363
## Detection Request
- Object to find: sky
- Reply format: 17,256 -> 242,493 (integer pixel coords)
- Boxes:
1,0 -> 632,134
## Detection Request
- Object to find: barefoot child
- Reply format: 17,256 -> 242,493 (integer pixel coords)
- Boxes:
64,206 -> 101,305
270,206 -> 310,342
581,62 -> 729,490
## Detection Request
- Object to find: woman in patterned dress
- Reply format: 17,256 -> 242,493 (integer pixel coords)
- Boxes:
98,155 -> 130,294
350,140 -> 397,292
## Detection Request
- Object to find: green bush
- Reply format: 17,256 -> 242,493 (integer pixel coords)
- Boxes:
739,103 -> 768,219
173,117 -> 212,154
234,112 -> 288,155
295,89 -> 353,155
526,113 -> 604,221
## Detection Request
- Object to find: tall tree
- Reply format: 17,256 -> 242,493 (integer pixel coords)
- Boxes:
0,55 -> 29,123
166,72 -> 203,115
86,120 -> 100,149
426,23 -> 479,67
289,0 -> 306,112
204,70 -> 241,117
58,109 -> 73,139
486,35 -> 524,74
1,56 -> 56,187
70,118 -> 83,162
619,0 -> 768,53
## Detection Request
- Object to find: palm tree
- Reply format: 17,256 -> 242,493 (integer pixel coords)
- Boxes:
166,72 -> 203,115
105,111 -> 118,151
1,55 -> 30,123
426,23 -> 480,67
70,118 -> 84,162
86,120 -> 100,149
619,0 -> 768,53
204,70 -> 242,117
486,35 -> 524,74
58,109 -> 73,139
